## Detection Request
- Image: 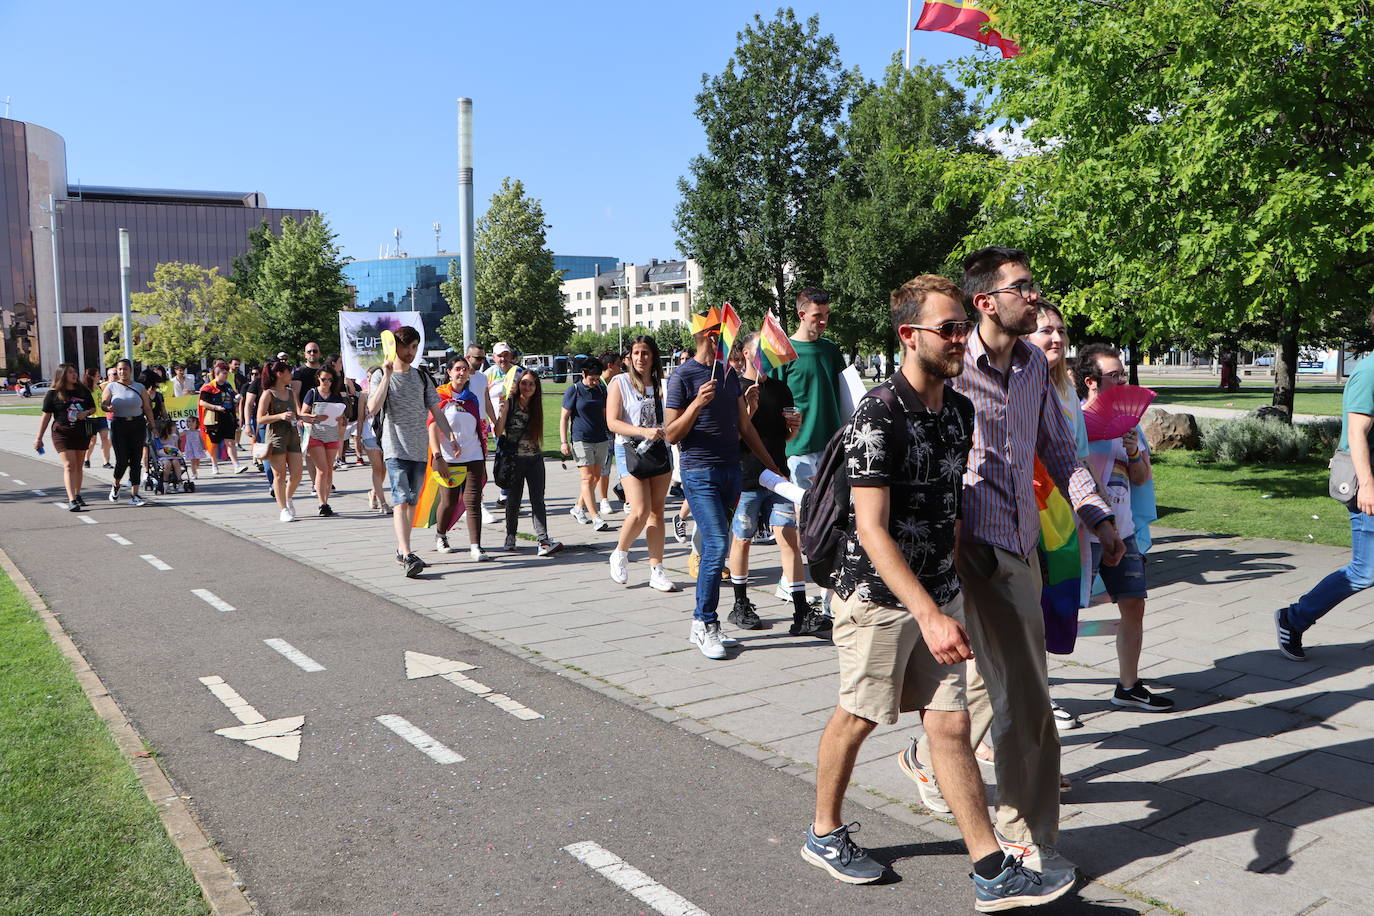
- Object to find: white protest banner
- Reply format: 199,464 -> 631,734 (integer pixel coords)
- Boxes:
836,364 -> 869,419
339,311 -> 425,385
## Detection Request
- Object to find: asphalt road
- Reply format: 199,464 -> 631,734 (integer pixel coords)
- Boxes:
0,452 -> 1138,916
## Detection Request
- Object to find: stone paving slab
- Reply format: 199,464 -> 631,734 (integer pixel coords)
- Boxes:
3,410 -> 1372,915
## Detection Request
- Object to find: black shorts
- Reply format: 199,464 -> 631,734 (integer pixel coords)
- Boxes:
206,419 -> 237,443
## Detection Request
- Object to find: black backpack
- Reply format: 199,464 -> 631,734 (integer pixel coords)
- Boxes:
799,384 -> 909,590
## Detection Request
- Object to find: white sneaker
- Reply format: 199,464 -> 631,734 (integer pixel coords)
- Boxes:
208,465 -> 219,476
690,620 -> 727,660
481,504 -> 497,525
128,494 -> 146,508
471,545 -> 492,562
279,507 -> 294,523
570,506 -> 590,524
235,463 -> 250,474
108,484 -> 120,503
609,549 -> 629,585
775,578 -> 793,602
1051,700 -> 1081,731
996,834 -> 1077,875
592,516 -> 611,532
648,565 -> 678,592
599,498 -> 615,516
435,533 -> 455,553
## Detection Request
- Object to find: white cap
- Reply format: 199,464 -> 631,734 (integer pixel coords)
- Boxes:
276,352 -> 288,360
492,341 -> 514,356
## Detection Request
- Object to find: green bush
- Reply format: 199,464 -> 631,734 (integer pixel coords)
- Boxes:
1198,416 -> 1342,464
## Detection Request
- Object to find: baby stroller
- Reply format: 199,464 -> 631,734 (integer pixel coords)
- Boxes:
145,431 -> 195,495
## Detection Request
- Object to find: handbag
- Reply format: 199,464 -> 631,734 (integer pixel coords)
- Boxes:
492,435 -> 517,489
625,383 -> 672,479
1329,449 -> 1360,507
251,440 -> 271,460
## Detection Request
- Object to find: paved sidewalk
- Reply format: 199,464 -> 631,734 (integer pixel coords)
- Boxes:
3,412 -> 1371,915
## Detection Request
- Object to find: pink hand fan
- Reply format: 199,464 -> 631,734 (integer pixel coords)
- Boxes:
1083,384 -> 1156,442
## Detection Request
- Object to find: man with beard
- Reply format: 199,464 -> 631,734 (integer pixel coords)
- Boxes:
915,247 -> 1120,879
804,275 -> 1076,911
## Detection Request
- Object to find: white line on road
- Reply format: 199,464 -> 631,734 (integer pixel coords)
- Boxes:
562,841 -> 710,916
199,676 -> 266,725
78,516 -> 97,524
30,489 -> 46,497
374,715 -> 464,765
191,589 -> 235,613
0,471 -> 9,476
404,651 -> 544,721
106,533 -> 132,546
51,501 -> 69,509
12,479 -> 25,485
140,554 -> 172,571
263,638 -> 325,672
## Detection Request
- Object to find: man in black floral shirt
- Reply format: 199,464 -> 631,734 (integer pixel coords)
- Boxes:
803,275 -> 1076,912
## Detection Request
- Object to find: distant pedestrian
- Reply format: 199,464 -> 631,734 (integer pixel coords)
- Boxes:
83,366 -> 112,469
596,350 -> 624,516
301,364 -> 348,517
561,357 -> 612,532
430,358 -> 489,560
199,361 -> 245,475
495,369 -> 562,557
171,364 -> 194,398
102,358 -> 157,509
257,360 -> 305,522
36,362 -> 96,511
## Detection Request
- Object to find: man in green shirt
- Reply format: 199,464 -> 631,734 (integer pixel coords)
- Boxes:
775,288 -> 846,489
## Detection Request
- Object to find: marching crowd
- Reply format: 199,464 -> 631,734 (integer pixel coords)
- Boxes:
34,244 -> 1374,912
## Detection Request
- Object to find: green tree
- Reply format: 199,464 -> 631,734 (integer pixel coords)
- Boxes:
823,55 -> 988,360
674,9 -> 856,326
942,0 -> 1374,414
228,218 -> 275,303
102,262 -> 266,367
254,214 -> 352,358
438,178 -> 571,353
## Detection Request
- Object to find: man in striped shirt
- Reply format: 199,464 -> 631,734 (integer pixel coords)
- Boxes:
950,246 -> 1123,875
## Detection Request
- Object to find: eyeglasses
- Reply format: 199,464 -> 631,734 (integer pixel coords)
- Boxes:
986,280 -> 1041,299
907,320 -> 974,341
1096,370 -> 1126,381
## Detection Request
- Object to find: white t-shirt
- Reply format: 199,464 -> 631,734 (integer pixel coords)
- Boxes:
1086,437 -> 1136,541
466,371 -> 489,420
611,373 -> 659,446
438,401 -> 483,464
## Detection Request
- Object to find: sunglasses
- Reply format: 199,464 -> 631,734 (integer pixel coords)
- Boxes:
985,280 -> 1041,299
906,320 -> 974,341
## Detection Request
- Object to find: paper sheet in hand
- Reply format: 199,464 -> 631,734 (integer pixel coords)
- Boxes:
313,402 -> 345,421
759,470 -> 806,505
836,365 -> 869,419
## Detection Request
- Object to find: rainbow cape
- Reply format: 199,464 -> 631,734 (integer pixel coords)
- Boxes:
412,386 -> 483,530
915,1 -> 1021,58
1033,457 -> 1085,655
754,310 -> 798,376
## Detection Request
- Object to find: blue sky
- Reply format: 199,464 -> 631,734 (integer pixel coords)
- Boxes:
1,1 -> 983,266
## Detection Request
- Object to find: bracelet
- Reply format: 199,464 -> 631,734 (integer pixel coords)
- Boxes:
1127,451 -> 1144,462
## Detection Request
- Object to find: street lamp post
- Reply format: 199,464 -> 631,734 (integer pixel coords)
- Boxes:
38,194 -> 66,364
118,229 -> 133,361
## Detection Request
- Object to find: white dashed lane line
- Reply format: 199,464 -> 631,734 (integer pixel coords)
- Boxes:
140,554 -> 172,571
106,534 -> 132,546
78,516 -> 97,524
374,715 -> 464,765
263,638 -> 325,672
191,589 -> 235,613
562,841 -> 710,916
30,489 -> 46,497
12,479 -> 25,485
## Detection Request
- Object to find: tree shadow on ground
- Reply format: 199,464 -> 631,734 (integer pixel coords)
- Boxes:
1140,533 -> 1296,588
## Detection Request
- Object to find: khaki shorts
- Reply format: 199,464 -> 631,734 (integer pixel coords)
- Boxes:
833,591 -> 968,725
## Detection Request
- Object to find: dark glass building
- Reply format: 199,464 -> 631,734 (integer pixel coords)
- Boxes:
0,117 -> 314,376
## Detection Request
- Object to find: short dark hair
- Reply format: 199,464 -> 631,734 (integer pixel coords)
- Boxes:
581,357 -> 604,377
1075,343 -> 1121,399
598,351 -> 621,367
394,326 -> 421,347
961,246 -> 1029,298
890,275 -> 966,332
796,287 -> 830,310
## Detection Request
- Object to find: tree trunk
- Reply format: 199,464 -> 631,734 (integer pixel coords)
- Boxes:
1127,336 -> 1140,386
774,266 -> 789,330
1272,309 -> 1300,416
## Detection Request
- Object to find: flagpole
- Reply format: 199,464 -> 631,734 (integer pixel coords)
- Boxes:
905,0 -> 912,68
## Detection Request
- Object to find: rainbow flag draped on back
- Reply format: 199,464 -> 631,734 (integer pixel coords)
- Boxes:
1033,458 -> 1084,654
915,1 -> 1021,58
412,385 -> 482,530
754,310 -> 798,376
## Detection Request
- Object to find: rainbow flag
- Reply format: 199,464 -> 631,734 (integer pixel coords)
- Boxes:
1033,457 -> 1084,654
754,310 -> 798,376
915,1 -> 1021,58
718,303 -> 742,365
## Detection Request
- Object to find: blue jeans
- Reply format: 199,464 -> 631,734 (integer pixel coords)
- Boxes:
1286,509 -> 1374,631
681,464 -> 742,624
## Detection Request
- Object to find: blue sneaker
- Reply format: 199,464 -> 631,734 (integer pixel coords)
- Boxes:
801,822 -> 885,884
973,855 -> 1076,912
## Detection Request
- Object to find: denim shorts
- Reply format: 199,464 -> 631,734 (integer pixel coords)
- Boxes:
788,451 -> 823,490
731,488 -> 796,539
1090,534 -> 1148,600
385,457 -> 426,507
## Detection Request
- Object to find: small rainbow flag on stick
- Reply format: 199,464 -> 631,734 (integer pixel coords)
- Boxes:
718,303 -> 742,365
755,310 -> 798,376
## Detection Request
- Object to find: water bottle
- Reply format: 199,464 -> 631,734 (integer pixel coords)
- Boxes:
35,444 -> 44,455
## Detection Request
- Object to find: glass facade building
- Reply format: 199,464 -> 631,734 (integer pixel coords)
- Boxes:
344,253 -> 617,347
0,117 -> 314,376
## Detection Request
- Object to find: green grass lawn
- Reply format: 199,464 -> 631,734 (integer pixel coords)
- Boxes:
0,571 -> 208,914
1146,385 -> 1343,416
0,406 -> 44,415
1151,450 -> 1350,548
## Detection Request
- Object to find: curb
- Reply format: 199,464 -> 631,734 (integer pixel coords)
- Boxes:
0,546 -> 255,916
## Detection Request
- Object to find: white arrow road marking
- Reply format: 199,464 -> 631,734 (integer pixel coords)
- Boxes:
403,650 -> 544,721
140,554 -> 172,571
562,841 -> 710,916
374,714 -> 464,765
106,533 -> 132,546
191,589 -> 235,613
79,516 -> 97,524
263,638 -> 325,672
199,675 -> 303,761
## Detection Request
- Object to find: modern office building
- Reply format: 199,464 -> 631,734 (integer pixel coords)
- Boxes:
0,117 -> 314,376
562,258 -> 700,334
344,253 -> 617,347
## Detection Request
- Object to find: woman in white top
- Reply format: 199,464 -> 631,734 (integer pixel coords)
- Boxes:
605,335 -> 677,592
429,359 -> 490,561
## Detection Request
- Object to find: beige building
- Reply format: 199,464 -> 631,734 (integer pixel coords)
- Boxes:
563,258 -> 701,334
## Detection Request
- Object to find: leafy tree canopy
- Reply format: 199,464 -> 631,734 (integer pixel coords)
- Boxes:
102,262 -> 266,368
254,214 -> 352,359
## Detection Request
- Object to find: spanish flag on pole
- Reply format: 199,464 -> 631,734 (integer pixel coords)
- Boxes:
915,1 -> 1021,58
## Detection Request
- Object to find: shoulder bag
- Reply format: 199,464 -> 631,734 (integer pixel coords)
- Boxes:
625,382 -> 672,479
1329,449 -> 1360,507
